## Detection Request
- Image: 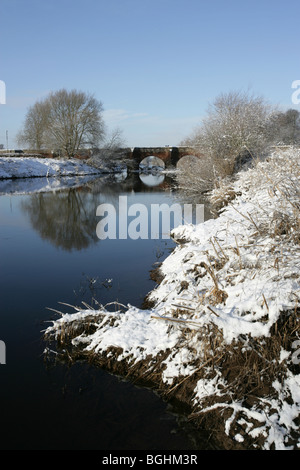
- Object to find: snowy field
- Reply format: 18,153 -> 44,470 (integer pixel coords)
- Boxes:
44,147 -> 300,449
0,156 -> 101,180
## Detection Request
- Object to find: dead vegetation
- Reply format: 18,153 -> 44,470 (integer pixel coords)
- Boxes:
43,299 -> 300,449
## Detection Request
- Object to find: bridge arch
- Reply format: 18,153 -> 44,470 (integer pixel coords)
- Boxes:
139,155 -> 165,172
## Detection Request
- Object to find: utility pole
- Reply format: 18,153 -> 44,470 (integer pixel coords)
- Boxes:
6,130 -> 8,152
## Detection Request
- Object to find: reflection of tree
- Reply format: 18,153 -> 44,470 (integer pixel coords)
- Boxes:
20,174 -> 179,251
21,189 -> 99,251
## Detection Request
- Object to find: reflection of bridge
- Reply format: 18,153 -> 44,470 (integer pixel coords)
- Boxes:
124,146 -> 201,168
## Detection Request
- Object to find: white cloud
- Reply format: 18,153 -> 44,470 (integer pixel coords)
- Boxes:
103,108 -> 149,124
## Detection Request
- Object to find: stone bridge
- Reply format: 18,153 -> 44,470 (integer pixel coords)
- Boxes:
118,146 -> 201,169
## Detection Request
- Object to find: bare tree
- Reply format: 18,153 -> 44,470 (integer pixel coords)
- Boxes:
176,90 -> 278,202
101,127 -> 126,154
268,109 -> 300,145
45,89 -> 104,157
181,90 -> 276,177
175,155 -> 216,201
18,89 -> 105,157
88,127 -> 128,170
17,99 -> 50,150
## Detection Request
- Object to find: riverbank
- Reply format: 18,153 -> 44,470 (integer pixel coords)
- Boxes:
0,156 -> 104,179
43,147 -> 300,450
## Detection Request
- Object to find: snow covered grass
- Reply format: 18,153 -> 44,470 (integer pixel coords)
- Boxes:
43,147 -> 300,450
0,156 -> 102,179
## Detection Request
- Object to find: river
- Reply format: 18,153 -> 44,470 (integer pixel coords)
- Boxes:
0,170 -> 211,450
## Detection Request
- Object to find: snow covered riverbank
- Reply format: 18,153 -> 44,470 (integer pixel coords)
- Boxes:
44,147 -> 300,450
0,156 -> 102,179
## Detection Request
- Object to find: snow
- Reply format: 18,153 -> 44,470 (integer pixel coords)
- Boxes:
44,146 -> 300,449
78,307 -> 180,362
0,156 -> 102,180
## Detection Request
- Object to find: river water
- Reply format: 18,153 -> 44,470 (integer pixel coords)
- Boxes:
0,171 -> 211,450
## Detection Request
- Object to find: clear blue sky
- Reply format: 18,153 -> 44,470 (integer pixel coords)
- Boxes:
1,0 -> 299,148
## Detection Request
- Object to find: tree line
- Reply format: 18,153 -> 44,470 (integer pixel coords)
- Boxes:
18,88 -> 300,167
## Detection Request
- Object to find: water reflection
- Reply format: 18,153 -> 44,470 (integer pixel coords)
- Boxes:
21,189 -> 99,251
20,172 -> 175,251
0,169 -> 167,196
0,169 -> 213,450
0,174 -> 98,195
139,173 -> 165,187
